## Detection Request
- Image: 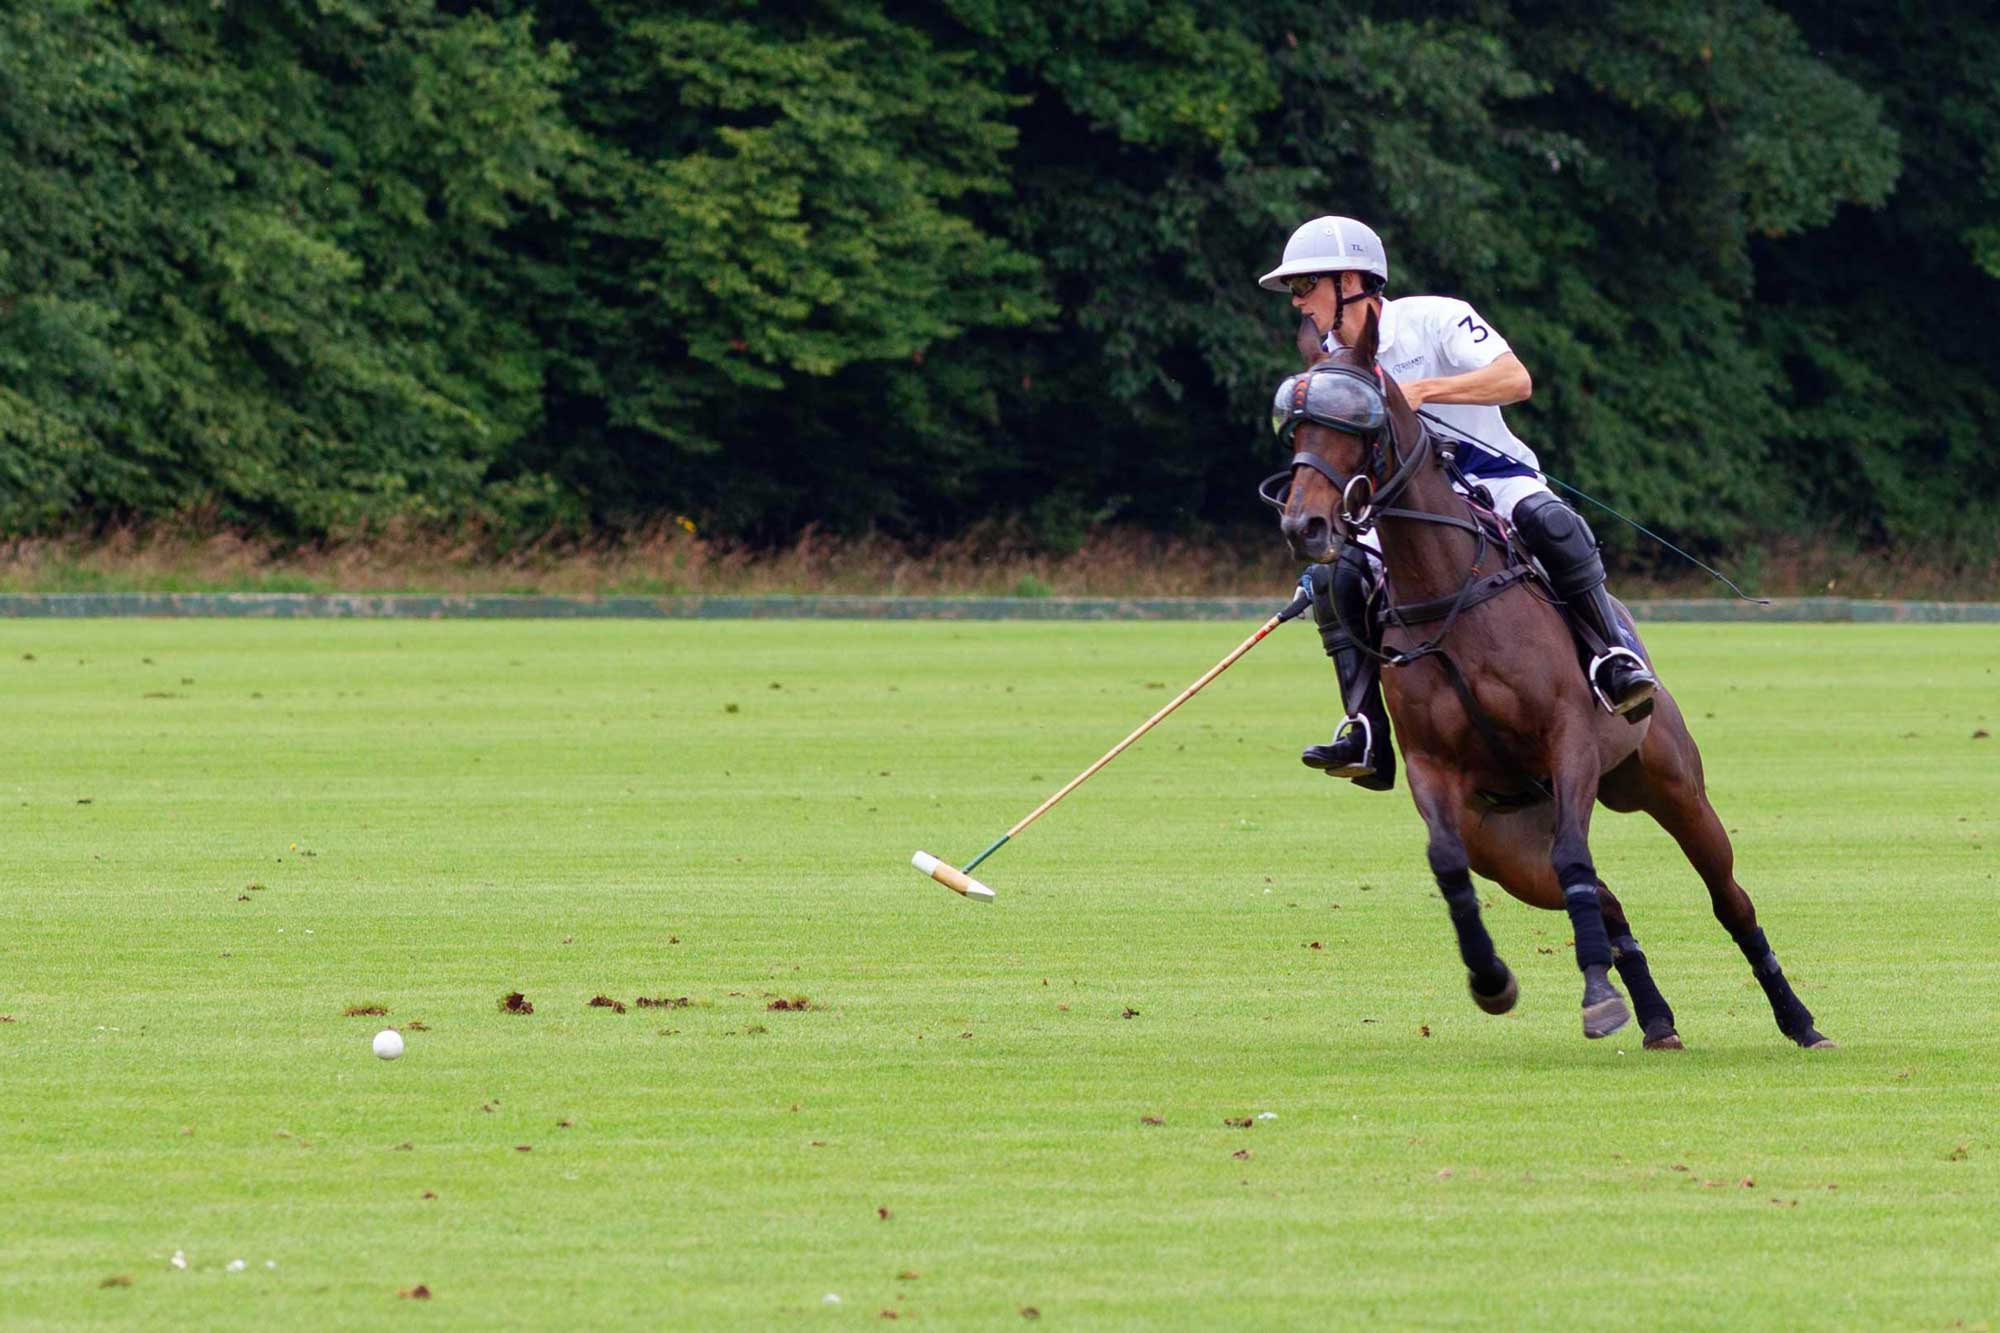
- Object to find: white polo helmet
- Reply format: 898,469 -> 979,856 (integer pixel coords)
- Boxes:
1258,215 -> 1389,292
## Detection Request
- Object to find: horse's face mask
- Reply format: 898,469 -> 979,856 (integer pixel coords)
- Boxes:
1259,362 -> 1389,562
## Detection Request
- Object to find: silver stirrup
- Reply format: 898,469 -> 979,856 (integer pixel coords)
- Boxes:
1335,712 -> 1376,764
1587,646 -> 1653,715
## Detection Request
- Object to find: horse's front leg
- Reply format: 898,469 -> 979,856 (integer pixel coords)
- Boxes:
1406,757 -> 1517,1014
1549,740 -> 1631,1038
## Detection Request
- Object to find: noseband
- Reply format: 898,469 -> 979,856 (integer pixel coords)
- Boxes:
1257,361 -> 1435,537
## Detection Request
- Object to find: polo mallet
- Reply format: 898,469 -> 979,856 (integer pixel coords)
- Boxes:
912,580 -> 1316,902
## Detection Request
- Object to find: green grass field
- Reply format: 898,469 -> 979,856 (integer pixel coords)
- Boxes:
3,619 -> 1996,1330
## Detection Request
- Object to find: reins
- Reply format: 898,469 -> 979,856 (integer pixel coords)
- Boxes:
1261,360 -> 1531,670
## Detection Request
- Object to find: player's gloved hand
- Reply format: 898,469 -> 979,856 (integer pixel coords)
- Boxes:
1280,566 -> 1327,623
1300,563 -> 1335,621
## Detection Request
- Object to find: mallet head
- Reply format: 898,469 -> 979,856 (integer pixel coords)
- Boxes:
912,850 -> 995,903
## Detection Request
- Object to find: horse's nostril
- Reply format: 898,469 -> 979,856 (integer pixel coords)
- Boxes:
1282,511 -> 1333,562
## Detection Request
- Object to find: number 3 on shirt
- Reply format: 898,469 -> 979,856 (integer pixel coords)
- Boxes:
1457,314 -> 1490,344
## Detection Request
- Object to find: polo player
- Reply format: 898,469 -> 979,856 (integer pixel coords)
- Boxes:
1260,215 -> 1656,791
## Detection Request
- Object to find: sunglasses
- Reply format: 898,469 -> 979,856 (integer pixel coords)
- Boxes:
1285,273 -> 1322,298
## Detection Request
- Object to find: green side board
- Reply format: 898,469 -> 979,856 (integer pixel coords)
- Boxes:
0,593 -> 1996,621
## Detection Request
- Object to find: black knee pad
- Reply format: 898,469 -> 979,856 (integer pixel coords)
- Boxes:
1302,563 -> 1339,651
1310,544 -> 1374,655
1303,561 -> 1333,620
1332,541 -> 1371,612
1512,492 -> 1604,598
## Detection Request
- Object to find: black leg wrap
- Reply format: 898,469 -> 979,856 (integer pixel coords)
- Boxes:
1610,934 -> 1676,1036
1732,926 -> 1771,968
1563,884 -> 1614,971
1439,871 -> 1503,985
1733,927 -> 1818,1040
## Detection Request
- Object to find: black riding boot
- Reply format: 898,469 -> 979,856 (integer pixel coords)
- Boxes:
1300,545 -> 1396,791
1512,493 -> 1657,716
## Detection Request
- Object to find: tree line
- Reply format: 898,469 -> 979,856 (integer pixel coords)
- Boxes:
3,1 -> 1994,563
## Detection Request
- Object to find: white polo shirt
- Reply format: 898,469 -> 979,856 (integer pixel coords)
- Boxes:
1323,295 -> 1539,480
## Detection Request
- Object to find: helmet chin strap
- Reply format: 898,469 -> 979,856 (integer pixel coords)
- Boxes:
1329,286 -> 1379,349
1333,283 -> 1360,339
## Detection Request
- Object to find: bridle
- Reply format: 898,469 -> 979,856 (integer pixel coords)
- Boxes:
1256,358 -> 1439,540
1256,354 -> 1553,797
1257,353 -> 1543,665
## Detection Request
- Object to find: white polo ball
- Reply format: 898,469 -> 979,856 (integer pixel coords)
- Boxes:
372,1028 -> 405,1060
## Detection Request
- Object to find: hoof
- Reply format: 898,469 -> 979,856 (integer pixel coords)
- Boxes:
1583,994 -> 1630,1039
1795,1028 -> 1838,1050
1469,967 -> 1518,1015
1642,1029 -> 1685,1051
1580,966 -> 1629,1039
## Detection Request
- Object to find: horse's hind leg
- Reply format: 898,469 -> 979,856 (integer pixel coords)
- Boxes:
1630,693 -> 1832,1048
1457,815 -> 1670,1045
1596,885 -> 1681,1050
1407,759 -> 1517,1013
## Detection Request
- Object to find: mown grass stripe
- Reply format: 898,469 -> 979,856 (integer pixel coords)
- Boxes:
0,621 -> 1995,1327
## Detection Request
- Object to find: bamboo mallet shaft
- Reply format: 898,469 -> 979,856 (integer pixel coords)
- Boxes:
993,601 -> 1301,847
919,583 -> 1313,897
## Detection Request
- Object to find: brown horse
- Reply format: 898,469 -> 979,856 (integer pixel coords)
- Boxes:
1267,312 -> 1831,1048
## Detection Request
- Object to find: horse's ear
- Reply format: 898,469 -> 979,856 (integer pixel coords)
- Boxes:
1295,315 -> 1324,366
1355,303 -> 1381,367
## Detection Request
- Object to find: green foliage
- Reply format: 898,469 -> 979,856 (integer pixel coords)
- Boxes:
501,0 -> 1051,537
638,7 -> 1044,383
0,0 -> 1993,559
0,1 -> 576,534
